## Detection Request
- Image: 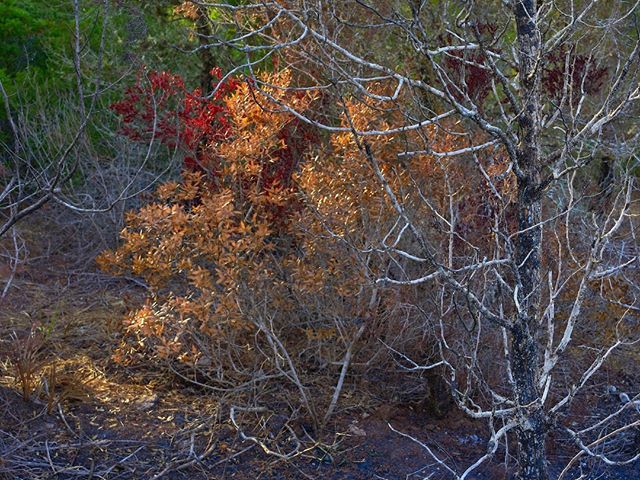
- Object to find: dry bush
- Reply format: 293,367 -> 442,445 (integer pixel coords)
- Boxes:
96,69 -> 523,441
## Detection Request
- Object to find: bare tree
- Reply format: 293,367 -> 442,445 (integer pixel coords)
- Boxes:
189,1 -> 640,478
0,1 -> 181,291
0,0 -> 184,236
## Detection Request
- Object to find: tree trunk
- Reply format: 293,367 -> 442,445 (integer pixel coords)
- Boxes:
195,6 -> 215,92
512,323 -> 548,480
513,2 -> 548,479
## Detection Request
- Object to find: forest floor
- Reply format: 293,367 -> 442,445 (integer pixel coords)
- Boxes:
0,276 -> 497,480
1,218 -> 638,480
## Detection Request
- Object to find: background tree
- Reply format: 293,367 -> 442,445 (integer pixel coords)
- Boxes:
0,0 -> 218,296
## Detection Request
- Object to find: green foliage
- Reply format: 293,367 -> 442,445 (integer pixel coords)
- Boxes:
0,0 -> 70,95
0,1 -> 196,145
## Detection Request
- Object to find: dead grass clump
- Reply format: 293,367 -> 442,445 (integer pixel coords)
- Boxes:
7,325 -> 45,402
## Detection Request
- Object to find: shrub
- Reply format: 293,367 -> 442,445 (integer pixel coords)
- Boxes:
99,69 -> 518,427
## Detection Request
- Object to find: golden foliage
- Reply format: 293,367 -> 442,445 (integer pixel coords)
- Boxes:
99,72 -> 516,370
174,2 -> 199,21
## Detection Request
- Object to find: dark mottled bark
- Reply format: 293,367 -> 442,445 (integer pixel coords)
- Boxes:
513,2 -> 548,479
195,6 -> 215,92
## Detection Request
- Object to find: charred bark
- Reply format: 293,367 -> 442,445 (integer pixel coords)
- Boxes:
195,6 -> 215,92
512,2 -> 548,479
